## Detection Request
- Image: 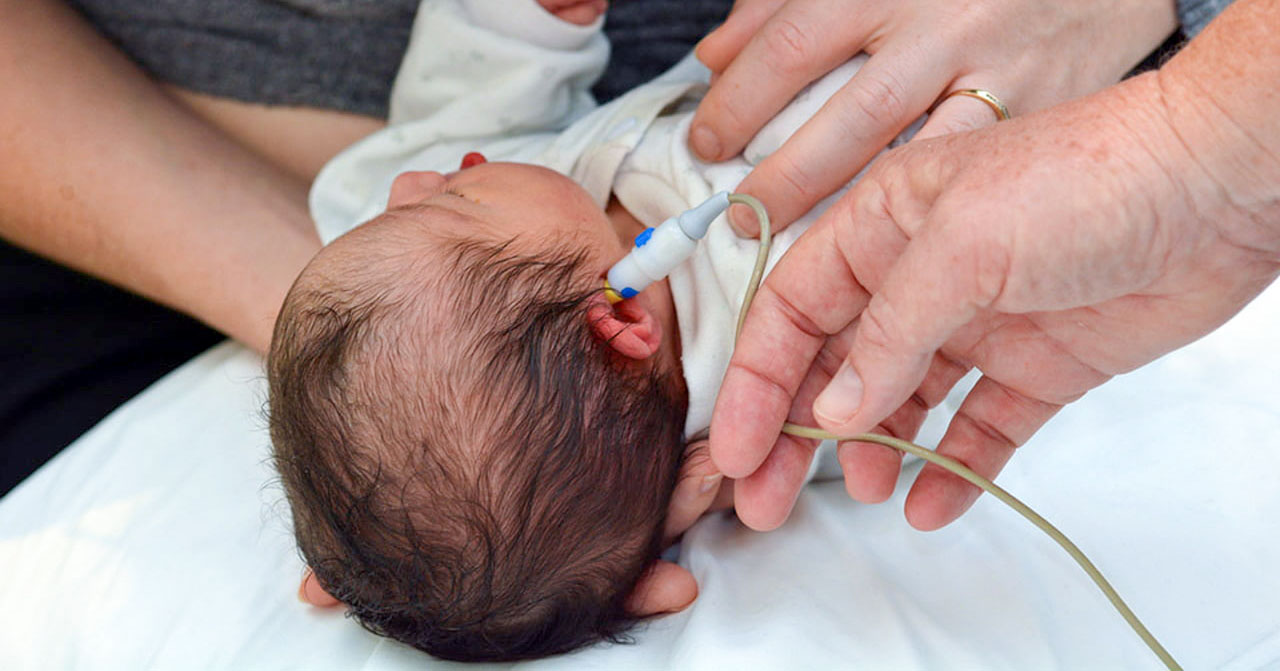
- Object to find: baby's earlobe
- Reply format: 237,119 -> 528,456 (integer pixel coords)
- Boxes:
586,293 -> 662,360
297,567 -> 342,608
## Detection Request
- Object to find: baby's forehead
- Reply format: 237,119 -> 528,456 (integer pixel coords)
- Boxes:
311,206 -> 473,273
362,203 -> 482,244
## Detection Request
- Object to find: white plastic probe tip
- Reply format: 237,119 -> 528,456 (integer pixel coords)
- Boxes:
676,191 -> 731,240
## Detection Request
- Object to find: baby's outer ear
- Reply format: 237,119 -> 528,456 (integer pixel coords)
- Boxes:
586,294 -> 662,360
297,567 -> 342,609
625,560 -> 698,617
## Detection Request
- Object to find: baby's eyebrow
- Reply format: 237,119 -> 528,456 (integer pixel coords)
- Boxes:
388,201 -> 485,230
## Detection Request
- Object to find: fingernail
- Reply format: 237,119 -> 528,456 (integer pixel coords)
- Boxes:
814,362 -> 864,426
700,472 -> 724,494
727,202 -> 758,237
690,124 -> 721,161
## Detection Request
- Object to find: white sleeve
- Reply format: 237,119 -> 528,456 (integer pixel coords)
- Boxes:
310,0 -> 607,244
388,0 -> 608,132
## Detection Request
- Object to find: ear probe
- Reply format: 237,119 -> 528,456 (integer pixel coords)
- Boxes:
603,191 -> 731,303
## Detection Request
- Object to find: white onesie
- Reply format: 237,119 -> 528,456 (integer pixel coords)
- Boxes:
310,0 -> 915,439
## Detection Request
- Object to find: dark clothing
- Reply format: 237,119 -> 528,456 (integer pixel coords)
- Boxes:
66,0 -> 420,118
66,0 -> 731,118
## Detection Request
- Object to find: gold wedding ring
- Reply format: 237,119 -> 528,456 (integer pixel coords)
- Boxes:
942,88 -> 1012,121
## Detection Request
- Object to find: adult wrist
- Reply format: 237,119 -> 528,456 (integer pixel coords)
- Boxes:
1154,0 -> 1280,260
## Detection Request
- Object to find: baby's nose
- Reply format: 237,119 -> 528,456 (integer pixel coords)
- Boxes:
388,170 -> 448,207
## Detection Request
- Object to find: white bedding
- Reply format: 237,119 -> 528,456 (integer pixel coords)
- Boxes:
3,284 -> 1279,670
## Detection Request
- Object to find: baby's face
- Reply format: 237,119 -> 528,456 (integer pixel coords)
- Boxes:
364,161 -> 628,276
300,160 -> 681,375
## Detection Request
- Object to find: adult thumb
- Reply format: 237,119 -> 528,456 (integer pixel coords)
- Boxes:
812,227 -> 988,437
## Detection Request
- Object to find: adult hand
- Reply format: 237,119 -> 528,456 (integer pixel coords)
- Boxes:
708,3 -> 1280,531
690,0 -> 1178,234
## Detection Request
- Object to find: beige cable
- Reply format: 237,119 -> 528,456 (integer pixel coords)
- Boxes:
725,193 -> 1181,670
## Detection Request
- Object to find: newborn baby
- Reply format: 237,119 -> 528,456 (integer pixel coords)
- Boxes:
272,158 -> 693,661
269,0 -> 914,661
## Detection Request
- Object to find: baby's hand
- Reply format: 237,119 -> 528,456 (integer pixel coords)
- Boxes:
537,0 -> 607,26
663,439 -> 734,545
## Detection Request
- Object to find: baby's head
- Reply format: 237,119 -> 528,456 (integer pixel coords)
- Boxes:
268,162 -> 692,661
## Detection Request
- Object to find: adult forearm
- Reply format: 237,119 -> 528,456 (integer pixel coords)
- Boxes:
1157,0 -> 1280,257
0,0 -> 322,353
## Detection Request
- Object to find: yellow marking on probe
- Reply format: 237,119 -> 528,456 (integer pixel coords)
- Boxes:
603,279 -> 623,304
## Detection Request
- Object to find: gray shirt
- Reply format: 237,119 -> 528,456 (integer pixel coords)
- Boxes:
67,0 -> 1232,118
67,0 -> 733,117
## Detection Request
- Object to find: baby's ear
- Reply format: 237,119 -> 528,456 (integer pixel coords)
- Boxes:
586,294 -> 663,360
297,567 -> 342,609
625,559 -> 698,616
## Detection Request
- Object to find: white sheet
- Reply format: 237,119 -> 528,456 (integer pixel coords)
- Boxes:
3,284 -> 1279,670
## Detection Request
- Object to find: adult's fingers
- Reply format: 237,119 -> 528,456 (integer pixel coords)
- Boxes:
727,42 -> 955,235
837,350 -> 970,503
811,215 -> 994,439
715,269 -> 968,528
725,312 -> 972,526
912,87 -> 1008,142
709,218 -> 866,479
903,375 -> 1064,530
695,0 -> 787,74
690,0 -> 878,163
732,382 -> 942,530
732,432 -> 820,530
663,439 -> 725,544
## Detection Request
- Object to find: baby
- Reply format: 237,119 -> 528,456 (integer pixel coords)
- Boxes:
268,0 -> 913,662
272,158 -> 694,661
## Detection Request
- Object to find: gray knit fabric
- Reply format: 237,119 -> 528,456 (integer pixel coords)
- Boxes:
592,1 -> 731,104
1179,0 -> 1235,36
68,0 -> 1231,119
68,0 -> 733,117
67,0 -> 419,117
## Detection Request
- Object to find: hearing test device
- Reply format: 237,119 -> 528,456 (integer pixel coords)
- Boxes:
603,191 -> 731,303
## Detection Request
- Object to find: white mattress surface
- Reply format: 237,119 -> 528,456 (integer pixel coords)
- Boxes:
3,285 -> 1279,670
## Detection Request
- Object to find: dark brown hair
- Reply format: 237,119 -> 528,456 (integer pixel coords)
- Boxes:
269,236 -> 688,661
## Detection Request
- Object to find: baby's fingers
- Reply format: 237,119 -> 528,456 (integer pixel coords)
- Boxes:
663,440 -> 726,545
